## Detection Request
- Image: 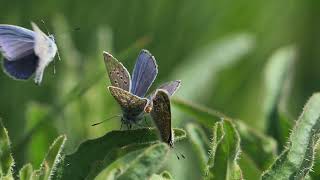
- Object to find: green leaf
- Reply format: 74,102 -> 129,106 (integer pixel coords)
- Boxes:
149,171 -> 174,180
263,46 -> 296,125
160,171 -> 173,179
94,149 -> 144,179
95,143 -> 169,180
263,46 -> 296,148
205,120 -> 243,180
0,120 -> 14,179
37,135 -> 66,180
117,143 -> 169,179
238,153 -> 261,180
19,164 -> 33,180
262,93 -> 320,179
61,128 -> 186,179
85,143 -> 150,179
173,98 -> 277,169
186,123 -> 210,172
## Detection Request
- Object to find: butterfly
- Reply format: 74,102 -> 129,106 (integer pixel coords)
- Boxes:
0,22 -> 57,85
151,89 -> 185,159
151,89 -> 174,147
103,49 -> 180,128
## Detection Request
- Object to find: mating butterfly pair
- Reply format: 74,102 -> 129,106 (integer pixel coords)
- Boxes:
103,50 -> 180,147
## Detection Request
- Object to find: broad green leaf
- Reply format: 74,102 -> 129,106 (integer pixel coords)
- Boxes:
36,135 -> 66,180
186,123 -> 209,172
173,98 -> 277,169
94,149 -> 143,180
86,143 -> 150,179
95,143 -> 169,180
149,171 -> 174,180
61,128 -> 186,179
235,121 -> 276,169
262,93 -> 320,179
238,153 -> 261,180
19,164 -> 33,180
150,174 -> 167,180
205,120 -> 243,180
117,143 -> 169,179
0,120 -> 14,179
160,171 -> 173,179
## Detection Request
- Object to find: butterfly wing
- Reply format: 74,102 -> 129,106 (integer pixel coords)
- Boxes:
0,24 -> 39,80
0,24 -> 35,61
130,49 -> 158,97
32,22 -> 57,84
151,89 -> 173,147
147,80 -> 181,104
3,53 -> 38,80
103,51 -> 131,91
108,86 -> 149,120
157,80 -> 181,96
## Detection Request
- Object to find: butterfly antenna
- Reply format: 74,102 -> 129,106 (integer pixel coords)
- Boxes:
91,115 -> 121,126
56,48 -> 62,61
40,19 -> 50,35
53,58 -> 56,74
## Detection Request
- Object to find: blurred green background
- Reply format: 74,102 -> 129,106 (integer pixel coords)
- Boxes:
0,0 -> 319,179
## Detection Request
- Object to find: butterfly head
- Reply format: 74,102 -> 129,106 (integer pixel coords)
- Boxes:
144,103 -> 153,113
48,34 -> 55,42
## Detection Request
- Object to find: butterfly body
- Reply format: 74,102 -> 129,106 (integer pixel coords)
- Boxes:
108,86 -> 149,126
0,22 -> 57,84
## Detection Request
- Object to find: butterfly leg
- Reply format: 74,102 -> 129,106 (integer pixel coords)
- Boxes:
120,122 -> 123,130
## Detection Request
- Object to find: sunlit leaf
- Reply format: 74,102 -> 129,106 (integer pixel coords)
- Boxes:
262,93 -> 320,179
36,135 -> 66,180
0,120 -> 14,179
173,98 -> 277,169
95,143 -> 169,180
19,164 -> 33,180
205,120 -> 243,180
61,128 -> 186,179
186,123 -> 209,172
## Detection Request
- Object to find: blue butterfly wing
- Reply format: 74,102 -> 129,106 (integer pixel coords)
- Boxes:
130,49 -> 158,97
157,80 -> 181,96
3,52 -> 39,80
0,25 -> 35,61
